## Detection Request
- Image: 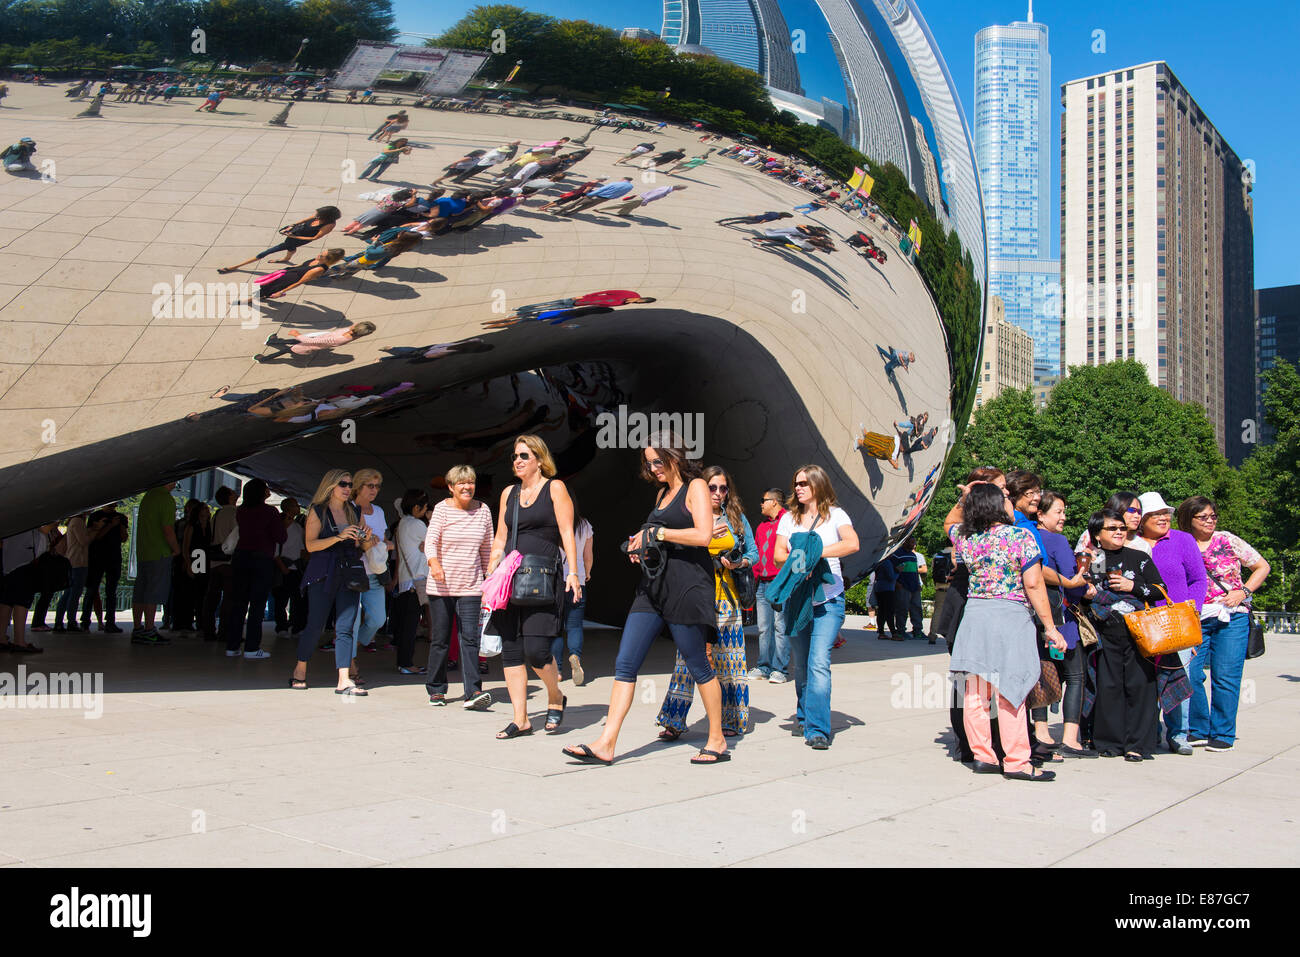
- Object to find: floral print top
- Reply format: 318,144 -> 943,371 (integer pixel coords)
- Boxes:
1200,531 -> 1263,610
948,523 -> 1042,604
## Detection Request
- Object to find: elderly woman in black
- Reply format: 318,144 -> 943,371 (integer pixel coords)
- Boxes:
1085,507 -> 1167,761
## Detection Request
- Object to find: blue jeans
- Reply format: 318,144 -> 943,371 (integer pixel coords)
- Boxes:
360,158 -> 394,180
754,583 -> 788,675
1161,645 -> 1195,746
785,594 -> 845,742
55,566 -> 87,627
334,575 -> 385,668
1187,613 -> 1250,745
550,593 -> 585,668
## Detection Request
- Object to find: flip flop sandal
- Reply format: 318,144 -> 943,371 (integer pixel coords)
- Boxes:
544,695 -> 568,733
657,727 -> 683,742
562,744 -> 611,766
497,722 -> 534,739
335,686 -> 367,696
289,678 -> 308,690
691,749 -> 731,765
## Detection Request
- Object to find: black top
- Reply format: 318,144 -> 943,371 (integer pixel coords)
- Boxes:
286,219 -> 322,239
1095,546 -> 1165,638
87,509 -> 127,565
508,480 -> 560,560
629,482 -> 715,627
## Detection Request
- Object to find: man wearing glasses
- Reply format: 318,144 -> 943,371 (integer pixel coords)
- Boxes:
748,489 -> 789,683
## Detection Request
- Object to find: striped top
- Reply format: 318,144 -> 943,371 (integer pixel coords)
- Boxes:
290,328 -> 352,354
424,499 -> 494,596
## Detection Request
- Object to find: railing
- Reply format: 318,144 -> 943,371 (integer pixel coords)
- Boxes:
1258,612 -> 1300,634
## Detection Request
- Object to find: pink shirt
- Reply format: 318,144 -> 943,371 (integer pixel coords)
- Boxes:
424,499 -> 494,596
290,328 -> 352,354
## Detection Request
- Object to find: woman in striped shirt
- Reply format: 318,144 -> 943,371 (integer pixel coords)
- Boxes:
425,464 -> 495,709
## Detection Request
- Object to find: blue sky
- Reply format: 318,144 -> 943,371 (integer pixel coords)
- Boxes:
396,0 -> 1299,288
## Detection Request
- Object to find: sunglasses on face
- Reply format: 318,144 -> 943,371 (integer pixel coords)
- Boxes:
512,452 -> 531,461
363,483 -> 381,490
1195,513 -> 1218,522
1102,525 -> 1126,532
336,480 -> 352,488
647,458 -> 664,469
1126,506 -> 1142,515
793,480 -> 810,489
708,484 -> 728,494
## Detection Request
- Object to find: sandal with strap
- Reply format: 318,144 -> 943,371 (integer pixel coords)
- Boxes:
289,677 -> 308,690
497,722 -> 534,739
657,727 -> 683,742
562,743 -> 612,766
691,748 -> 731,765
335,685 -> 367,696
544,695 -> 567,733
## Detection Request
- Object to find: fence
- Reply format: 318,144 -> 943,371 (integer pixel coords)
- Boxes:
1258,612 -> 1300,635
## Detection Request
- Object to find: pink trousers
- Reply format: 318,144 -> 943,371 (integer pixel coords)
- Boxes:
963,675 -> 1031,774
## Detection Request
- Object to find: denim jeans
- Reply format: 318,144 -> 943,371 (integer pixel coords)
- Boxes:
360,158 -> 393,180
1187,613 -> 1250,745
754,583 -> 788,675
55,566 -> 88,627
785,594 -> 845,742
550,593 -> 585,669
226,550 -> 275,652
334,575 -> 385,668
1161,645 -> 1195,746
299,577 -> 356,666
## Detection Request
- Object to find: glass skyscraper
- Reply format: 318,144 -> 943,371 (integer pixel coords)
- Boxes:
661,0 -> 802,95
974,5 -> 1059,378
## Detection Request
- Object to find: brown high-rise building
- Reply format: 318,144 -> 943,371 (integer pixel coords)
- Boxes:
1061,61 -> 1255,464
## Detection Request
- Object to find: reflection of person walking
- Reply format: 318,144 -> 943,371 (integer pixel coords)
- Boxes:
856,425 -> 902,470
876,344 -> 915,375
257,322 -> 376,361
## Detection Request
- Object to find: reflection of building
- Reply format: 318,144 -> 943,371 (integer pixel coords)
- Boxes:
661,0 -> 803,94
911,116 -> 940,215
621,27 -> 661,43
816,1 -> 917,185
767,87 -> 850,141
866,0 -> 986,287
1062,62 -> 1255,464
1255,284 -> 1300,447
973,294 -> 1034,417
975,7 -> 1060,379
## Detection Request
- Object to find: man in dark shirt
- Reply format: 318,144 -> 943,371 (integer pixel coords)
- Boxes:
81,504 -> 128,632
890,537 -> 925,639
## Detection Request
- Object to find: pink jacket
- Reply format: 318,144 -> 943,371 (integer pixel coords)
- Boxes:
290,328 -> 353,354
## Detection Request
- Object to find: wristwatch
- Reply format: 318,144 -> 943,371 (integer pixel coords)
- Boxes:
656,526 -> 665,542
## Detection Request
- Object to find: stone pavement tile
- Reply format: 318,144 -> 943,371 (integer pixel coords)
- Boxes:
4,322 -> 64,363
39,256 -> 126,291
63,236 -> 145,262
0,769 -> 125,812
30,825 -> 379,868
85,362 -> 188,404
124,326 -> 218,363
47,323 -> 142,365
0,210 -> 53,231
0,793 -> 239,861
56,289 -> 142,325
47,400 -> 155,448
4,231 -> 85,261
1,729 -> 202,772
148,773 -> 402,825
263,796 -> 540,863
0,711 -> 114,745
122,202 -> 187,221
0,363 -> 100,410
131,243 -> 211,269
0,252 -> 57,285
388,827 -> 705,868
171,204 -> 240,225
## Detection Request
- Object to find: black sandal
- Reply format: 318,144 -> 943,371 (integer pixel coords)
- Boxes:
289,677 -> 308,690
563,743 -> 611,765
497,722 -> 534,739
335,685 -> 367,696
657,727 -> 683,742
544,695 -> 567,733
691,748 -> 731,765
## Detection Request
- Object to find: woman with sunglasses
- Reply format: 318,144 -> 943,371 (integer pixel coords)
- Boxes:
343,469 -> 390,685
1084,507 -> 1167,761
773,465 -> 859,750
294,470 -> 375,694
563,434 -> 729,765
1077,491 -> 1142,552
1176,496 -> 1270,752
655,465 -> 758,739
487,436 -> 582,739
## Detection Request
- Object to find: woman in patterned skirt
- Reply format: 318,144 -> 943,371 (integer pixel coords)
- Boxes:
656,465 -> 758,738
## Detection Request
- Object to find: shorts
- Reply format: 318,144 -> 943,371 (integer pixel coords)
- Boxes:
133,557 -> 173,605
0,562 -> 38,608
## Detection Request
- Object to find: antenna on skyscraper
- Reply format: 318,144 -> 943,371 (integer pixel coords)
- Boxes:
1027,1 -> 1034,22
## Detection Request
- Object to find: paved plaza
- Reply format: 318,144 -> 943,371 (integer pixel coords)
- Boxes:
0,621 -> 1295,867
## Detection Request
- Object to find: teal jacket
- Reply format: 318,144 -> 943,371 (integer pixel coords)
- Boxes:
765,530 -> 833,636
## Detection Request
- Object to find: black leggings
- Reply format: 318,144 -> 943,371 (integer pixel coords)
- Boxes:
614,611 -> 714,684
496,607 -> 553,669
256,237 -> 309,259
1031,642 -> 1084,725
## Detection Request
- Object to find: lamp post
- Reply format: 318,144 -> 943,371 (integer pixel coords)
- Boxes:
292,38 -> 309,69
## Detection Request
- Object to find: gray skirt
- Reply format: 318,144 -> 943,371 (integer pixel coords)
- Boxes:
949,596 -> 1040,709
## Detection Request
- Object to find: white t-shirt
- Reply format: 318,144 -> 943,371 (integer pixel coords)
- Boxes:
562,519 -> 592,581
361,504 -> 388,574
279,521 -> 305,562
777,506 -> 853,602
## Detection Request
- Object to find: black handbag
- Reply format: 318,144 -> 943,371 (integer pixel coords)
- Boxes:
508,485 -> 559,607
318,505 -> 368,592
36,550 -> 70,592
1246,614 -> 1266,660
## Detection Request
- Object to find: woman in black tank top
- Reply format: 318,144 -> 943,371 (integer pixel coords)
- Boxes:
562,435 -> 733,766
219,205 -> 341,273
486,435 -> 582,740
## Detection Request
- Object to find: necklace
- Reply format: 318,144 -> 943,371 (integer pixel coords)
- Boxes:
519,479 -> 545,507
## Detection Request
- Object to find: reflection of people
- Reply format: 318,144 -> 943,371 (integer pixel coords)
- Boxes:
220,210 -> 341,271
382,338 -> 494,361
487,290 -> 655,328
876,344 -> 915,375
240,249 -> 344,303
257,321 -> 376,361
716,211 -> 792,227
2,137 -> 37,173
856,426 -> 902,470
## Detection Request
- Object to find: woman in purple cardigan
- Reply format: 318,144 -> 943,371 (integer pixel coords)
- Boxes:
1133,491 -> 1206,754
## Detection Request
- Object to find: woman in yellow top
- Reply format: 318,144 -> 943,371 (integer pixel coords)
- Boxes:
656,466 -> 758,738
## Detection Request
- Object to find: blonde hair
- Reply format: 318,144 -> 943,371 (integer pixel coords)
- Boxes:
514,434 -> 556,478
309,469 -> 359,523
350,468 -> 383,501
445,464 -> 476,487
786,463 -> 837,523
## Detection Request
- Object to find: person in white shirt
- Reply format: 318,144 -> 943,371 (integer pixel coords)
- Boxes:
392,489 -> 431,675
551,495 -> 594,685
273,498 -> 307,636
773,465 -> 859,750
1,525 -> 52,652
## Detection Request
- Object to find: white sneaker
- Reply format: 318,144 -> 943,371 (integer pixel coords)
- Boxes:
769,671 -> 787,684
463,691 -> 492,711
746,668 -> 768,681
569,654 -> 585,687
224,649 -> 241,657
244,649 -> 272,659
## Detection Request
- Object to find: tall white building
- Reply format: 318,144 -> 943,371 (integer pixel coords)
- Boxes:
1061,62 -> 1255,462
911,115 -> 941,216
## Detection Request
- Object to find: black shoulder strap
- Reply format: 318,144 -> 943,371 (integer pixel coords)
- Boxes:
508,485 -> 519,553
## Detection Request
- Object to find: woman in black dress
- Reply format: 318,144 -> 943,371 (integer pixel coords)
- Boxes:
219,206 -> 340,272
487,435 -> 583,739
562,434 -> 730,766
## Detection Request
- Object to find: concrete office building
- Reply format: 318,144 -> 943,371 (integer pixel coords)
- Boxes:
975,5 -> 1061,380
911,116 -> 942,216
1061,61 -> 1255,464
768,87 -> 850,140
1255,284 -> 1300,447
661,0 -> 803,94
973,294 -> 1034,417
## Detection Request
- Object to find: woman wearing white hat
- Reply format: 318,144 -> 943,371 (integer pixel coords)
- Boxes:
1133,491 -> 1207,754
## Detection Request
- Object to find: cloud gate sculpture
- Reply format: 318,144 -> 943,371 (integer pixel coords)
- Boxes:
0,1 -> 984,622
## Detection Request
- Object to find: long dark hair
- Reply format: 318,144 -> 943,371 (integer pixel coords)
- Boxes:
640,431 -> 701,485
961,483 -> 1011,536
702,465 -> 745,533
1106,491 -> 1140,514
